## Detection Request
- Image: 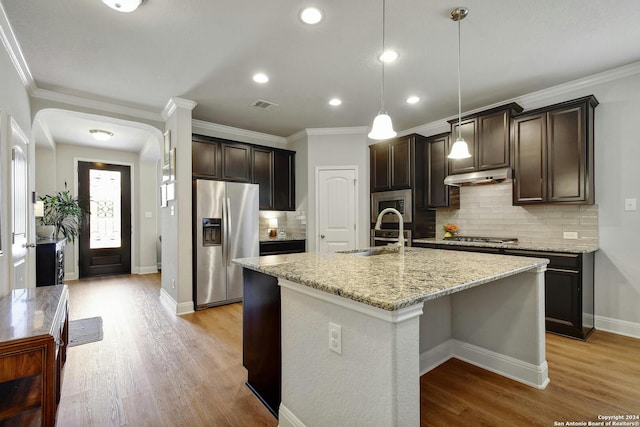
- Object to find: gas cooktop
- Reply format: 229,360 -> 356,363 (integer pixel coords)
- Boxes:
443,236 -> 519,244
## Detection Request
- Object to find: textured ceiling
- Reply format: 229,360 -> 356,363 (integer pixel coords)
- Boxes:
4,0 -> 640,140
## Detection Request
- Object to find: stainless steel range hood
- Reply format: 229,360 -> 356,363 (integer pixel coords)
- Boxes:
444,167 -> 512,186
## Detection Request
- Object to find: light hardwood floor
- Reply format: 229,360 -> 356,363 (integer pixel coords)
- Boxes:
58,274 -> 640,426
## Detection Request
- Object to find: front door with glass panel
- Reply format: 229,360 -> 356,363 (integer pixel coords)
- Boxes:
78,162 -> 132,278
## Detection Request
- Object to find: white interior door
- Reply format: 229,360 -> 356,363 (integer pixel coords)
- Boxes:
316,167 -> 357,253
10,118 -> 30,290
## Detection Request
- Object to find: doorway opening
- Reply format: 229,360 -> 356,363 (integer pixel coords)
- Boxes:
78,161 -> 132,278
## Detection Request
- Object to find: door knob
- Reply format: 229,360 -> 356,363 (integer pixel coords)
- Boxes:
320,234 -> 325,239
24,243 -> 37,248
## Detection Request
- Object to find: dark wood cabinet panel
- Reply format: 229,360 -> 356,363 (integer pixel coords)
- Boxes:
242,269 -> 281,417
513,113 -> 547,204
545,269 -> 581,336
192,139 -> 220,178
370,143 -> 391,192
273,150 -> 295,211
221,143 -> 252,182
478,110 -> 510,170
448,103 -> 523,175
449,119 -> 477,174
513,96 -> 597,205
252,148 -> 273,210
36,239 -> 65,286
390,138 -> 412,189
547,106 -> 585,202
426,133 -> 450,208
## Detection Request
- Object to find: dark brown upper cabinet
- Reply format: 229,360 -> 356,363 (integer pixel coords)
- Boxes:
513,95 -> 598,205
448,103 -> 523,174
252,147 -> 274,209
192,136 -> 221,179
191,134 -> 296,211
369,136 -> 413,192
273,150 -> 295,211
222,142 -> 252,182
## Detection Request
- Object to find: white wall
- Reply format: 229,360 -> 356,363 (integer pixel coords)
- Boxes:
52,143 -> 155,278
0,34 -> 32,298
304,129 -> 370,251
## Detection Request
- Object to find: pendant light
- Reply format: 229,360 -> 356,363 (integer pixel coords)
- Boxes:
448,7 -> 472,159
368,0 -> 397,140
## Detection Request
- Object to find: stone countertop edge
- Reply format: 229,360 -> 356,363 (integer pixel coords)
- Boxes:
233,248 -> 549,312
412,238 -> 599,254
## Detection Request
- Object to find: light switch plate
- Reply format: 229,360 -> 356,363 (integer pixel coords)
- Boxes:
625,198 -> 637,211
563,231 -> 578,240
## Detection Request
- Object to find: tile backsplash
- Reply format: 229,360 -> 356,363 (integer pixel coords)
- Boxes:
259,210 -> 307,240
436,182 -> 598,246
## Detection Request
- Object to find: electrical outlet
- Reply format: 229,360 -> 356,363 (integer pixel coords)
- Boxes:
625,198 -> 637,211
563,231 -> 578,240
328,322 -> 342,355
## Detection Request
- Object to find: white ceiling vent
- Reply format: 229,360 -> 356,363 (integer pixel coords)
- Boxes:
250,99 -> 279,111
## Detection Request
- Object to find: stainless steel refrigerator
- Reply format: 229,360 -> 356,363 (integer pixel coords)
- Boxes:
193,179 -> 259,310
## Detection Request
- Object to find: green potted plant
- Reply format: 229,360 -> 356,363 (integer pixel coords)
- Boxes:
38,184 -> 86,243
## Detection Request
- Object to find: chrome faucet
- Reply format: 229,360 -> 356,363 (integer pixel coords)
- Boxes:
374,208 -> 404,254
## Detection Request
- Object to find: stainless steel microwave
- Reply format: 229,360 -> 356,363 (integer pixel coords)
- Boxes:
371,189 -> 412,224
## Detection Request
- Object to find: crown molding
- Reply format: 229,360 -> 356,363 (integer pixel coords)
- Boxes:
286,129 -> 308,143
192,119 -> 287,145
32,88 -> 163,122
399,120 -> 450,138
162,97 -> 197,119
0,2 -> 36,94
305,126 -> 368,136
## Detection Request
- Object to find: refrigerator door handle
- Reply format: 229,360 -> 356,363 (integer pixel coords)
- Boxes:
221,195 -> 226,265
226,197 -> 232,267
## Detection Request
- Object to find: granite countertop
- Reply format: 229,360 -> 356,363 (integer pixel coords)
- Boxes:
412,238 -> 598,254
233,247 -> 548,311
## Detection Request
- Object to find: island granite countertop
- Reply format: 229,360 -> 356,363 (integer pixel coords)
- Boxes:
233,247 -> 548,311
413,238 -> 598,254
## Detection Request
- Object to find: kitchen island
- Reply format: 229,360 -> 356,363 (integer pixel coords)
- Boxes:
234,247 -> 549,427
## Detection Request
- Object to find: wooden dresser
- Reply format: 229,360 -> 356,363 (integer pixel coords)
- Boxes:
0,285 -> 69,426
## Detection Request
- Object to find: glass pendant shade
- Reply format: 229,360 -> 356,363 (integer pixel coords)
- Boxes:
448,137 -> 472,159
368,112 -> 397,140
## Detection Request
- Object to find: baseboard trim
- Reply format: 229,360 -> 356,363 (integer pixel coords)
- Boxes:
63,272 -> 79,281
419,340 -> 453,376
138,266 -> 159,274
159,288 -> 177,314
419,339 -> 549,389
595,315 -> 640,339
278,404 -> 307,427
176,300 -> 194,315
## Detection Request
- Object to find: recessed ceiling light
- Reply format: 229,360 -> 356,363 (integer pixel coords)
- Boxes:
329,98 -> 342,106
101,0 -> 142,13
378,50 -> 398,63
90,129 -> 114,141
253,73 -> 269,84
300,7 -> 323,24
406,96 -> 420,104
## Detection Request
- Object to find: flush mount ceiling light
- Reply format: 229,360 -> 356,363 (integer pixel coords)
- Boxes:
378,50 -> 398,63
368,0 -> 397,140
89,129 -> 114,141
448,7 -> 472,160
253,73 -> 269,83
101,0 -> 142,13
299,7 -> 323,24
406,96 -> 420,104
329,98 -> 342,106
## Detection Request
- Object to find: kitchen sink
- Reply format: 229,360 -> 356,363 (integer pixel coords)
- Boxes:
339,247 -> 400,257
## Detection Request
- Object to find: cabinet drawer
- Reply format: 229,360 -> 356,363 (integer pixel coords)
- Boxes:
0,350 -> 44,382
504,249 -> 580,270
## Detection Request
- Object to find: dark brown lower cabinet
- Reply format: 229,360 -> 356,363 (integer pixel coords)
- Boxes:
259,239 -> 305,256
412,243 -> 595,340
36,238 -> 66,286
242,269 -> 280,418
0,285 -> 69,426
